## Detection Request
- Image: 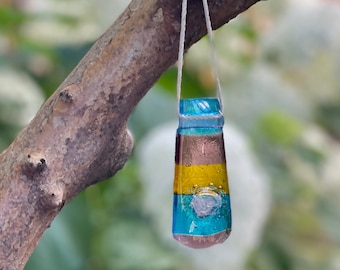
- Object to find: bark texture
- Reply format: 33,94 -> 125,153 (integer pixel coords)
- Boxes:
0,0 -> 260,269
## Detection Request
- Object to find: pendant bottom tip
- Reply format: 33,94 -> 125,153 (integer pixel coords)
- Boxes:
173,229 -> 231,249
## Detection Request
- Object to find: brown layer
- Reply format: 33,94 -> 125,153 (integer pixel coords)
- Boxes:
175,133 -> 226,165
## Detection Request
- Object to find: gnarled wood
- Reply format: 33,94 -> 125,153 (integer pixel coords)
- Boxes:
0,0 -> 260,269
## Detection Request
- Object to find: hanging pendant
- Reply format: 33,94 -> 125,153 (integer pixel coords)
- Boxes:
172,98 -> 232,249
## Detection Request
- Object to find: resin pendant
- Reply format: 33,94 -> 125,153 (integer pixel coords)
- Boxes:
172,98 -> 232,249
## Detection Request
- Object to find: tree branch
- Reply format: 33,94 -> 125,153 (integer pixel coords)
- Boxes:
0,0 -> 260,269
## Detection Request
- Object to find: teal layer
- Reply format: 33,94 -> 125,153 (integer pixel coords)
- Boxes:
177,127 -> 222,136
172,194 -> 232,236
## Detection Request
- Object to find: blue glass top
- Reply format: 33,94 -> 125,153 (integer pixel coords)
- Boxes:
178,98 -> 224,131
179,98 -> 221,116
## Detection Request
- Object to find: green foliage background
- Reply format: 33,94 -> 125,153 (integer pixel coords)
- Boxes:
1,1 -> 340,269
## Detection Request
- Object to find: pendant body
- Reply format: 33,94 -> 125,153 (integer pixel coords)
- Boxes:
172,98 -> 232,248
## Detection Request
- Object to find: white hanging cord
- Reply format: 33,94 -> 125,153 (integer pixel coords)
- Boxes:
176,0 -> 223,112
176,0 -> 188,113
202,0 -> 224,111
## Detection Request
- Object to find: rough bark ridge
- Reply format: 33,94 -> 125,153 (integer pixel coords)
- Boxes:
0,0 -> 260,269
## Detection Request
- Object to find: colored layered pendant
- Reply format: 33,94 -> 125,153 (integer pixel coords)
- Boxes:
172,98 -> 232,249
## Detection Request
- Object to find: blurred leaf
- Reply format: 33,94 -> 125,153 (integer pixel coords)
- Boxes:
317,198 -> 340,244
0,121 -> 20,151
129,88 -> 177,142
98,220 -> 190,270
232,20 -> 258,41
317,102 -> 340,139
0,6 -> 29,29
25,195 -> 92,270
258,110 -> 302,145
157,66 -> 208,98
52,14 -> 80,26
294,143 -> 324,166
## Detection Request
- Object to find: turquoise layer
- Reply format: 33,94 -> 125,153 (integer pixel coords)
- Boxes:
177,127 -> 222,136
172,194 -> 231,236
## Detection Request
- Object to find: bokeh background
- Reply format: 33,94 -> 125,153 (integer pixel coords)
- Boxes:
1,0 -> 340,269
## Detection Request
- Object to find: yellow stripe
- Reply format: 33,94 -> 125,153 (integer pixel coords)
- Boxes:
174,163 -> 229,194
